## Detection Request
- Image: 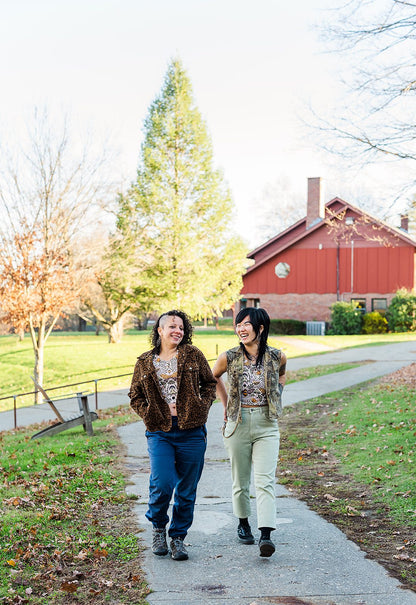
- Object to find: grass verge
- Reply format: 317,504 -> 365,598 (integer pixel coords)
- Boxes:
279,367 -> 416,591
0,407 -> 149,604
1,331 -> 414,410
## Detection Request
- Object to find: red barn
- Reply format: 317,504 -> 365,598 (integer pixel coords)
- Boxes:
240,178 -> 416,322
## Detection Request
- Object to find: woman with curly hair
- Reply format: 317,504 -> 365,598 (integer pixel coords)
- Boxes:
129,310 -> 216,561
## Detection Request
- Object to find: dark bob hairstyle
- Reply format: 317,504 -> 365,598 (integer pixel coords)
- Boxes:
150,310 -> 193,353
235,307 -> 270,366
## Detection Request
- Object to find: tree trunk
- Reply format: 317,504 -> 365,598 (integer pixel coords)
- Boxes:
33,341 -> 44,404
108,318 -> 124,343
78,316 -> 87,331
18,328 -> 25,341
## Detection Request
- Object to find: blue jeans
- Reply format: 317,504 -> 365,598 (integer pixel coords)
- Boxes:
145,417 -> 207,538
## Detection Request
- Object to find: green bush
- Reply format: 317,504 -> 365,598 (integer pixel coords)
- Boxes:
362,311 -> 388,334
328,301 -> 362,335
386,289 -> 416,332
269,319 -> 306,335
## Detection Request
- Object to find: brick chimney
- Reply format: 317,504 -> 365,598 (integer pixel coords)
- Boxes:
306,177 -> 324,229
400,214 -> 409,232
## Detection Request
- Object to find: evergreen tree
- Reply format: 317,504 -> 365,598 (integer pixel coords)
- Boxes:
121,58 -> 247,318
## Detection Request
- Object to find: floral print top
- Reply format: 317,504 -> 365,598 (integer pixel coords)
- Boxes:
153,354 -> 178,409
240,359 -> 267,406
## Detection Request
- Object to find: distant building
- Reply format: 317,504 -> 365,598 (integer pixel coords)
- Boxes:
240,178 -> 416,321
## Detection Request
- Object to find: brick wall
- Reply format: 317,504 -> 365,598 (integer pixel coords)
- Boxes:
239,292 -> 396,322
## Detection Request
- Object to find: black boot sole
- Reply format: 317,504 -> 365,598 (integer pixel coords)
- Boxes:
259,540 -> 275,557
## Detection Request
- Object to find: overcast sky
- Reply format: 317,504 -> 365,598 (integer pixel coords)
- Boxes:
0,0 -> 409,246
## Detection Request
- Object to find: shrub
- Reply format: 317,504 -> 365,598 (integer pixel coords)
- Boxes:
362,311 -> 388,334
386,289 -> 416,332
269,319 -> 306,335
328,301 -> 362,335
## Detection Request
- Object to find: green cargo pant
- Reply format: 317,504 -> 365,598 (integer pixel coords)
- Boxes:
223,406 -> 280,529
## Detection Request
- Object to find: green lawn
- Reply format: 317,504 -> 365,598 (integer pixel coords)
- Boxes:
0,409 -> 149,604
279,378 -> 416,589
0,330 -> 414,411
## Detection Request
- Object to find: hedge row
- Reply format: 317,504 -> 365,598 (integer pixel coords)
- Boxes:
269,319 -> 306,335
328,289 -> 416,335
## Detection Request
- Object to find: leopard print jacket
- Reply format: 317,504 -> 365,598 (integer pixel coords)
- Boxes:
129,344 -> 217,432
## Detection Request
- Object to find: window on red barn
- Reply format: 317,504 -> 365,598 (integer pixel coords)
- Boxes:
371,298 -> 387,314
351,298 -> 366,313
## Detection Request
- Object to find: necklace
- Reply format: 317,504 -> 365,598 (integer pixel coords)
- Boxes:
158,348 -> 178,361
155,350 -> 178,373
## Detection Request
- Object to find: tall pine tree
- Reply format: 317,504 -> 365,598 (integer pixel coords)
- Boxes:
121,58 -> 247,318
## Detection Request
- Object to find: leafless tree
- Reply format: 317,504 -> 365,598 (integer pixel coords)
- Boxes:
250,177 -> 305,247
324,205 -> 401,299
0,108 -> 112,401
75,231 -> 140,344
315,0 -> 416,213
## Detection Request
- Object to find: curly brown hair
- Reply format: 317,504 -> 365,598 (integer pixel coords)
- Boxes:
150,310 -> 194,353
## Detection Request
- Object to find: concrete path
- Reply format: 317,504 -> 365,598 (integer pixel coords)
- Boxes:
119,340 -> 416,605
1,340 -> 416,604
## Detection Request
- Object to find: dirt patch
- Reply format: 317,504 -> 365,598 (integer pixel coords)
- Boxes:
278,364 -> 416,593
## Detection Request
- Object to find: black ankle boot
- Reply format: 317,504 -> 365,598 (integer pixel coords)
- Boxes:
237,521 -> 254,544
258,527 -> 275,557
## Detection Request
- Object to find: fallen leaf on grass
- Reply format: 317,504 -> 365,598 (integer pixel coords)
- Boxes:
60,580 -> 78,593
75,549 -> 89,560
393,553 -> 416,562
346,505 -> 365,517
93,547 -> 108,559
4,497 -> 34,508
324,493 -> 339,502
128,573 -> 143,583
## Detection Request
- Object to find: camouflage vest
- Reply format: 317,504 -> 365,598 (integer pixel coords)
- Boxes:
225,345 -> 283,426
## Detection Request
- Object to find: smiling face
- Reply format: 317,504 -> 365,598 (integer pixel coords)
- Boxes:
235,315 -> 263,347
158,315 -> 184,349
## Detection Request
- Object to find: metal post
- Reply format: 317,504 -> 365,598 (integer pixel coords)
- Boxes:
94,380 -> 98,410
13,396 -> 17,429
336,243 -> 340,300
81,395 -> 94,436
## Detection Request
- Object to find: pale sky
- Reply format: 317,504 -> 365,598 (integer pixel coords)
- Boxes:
0,0 -> 410,247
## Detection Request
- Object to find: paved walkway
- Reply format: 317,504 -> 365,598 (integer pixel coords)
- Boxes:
120,340 -> 416,605
1,340 -> 416,604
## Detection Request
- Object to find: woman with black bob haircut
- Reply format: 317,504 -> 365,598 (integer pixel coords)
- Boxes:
236,307 -> 270,366
129,310 -> 216,562
213,307 -> 287,558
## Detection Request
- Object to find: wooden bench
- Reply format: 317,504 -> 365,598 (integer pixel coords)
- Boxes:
31,378 -> 98,440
